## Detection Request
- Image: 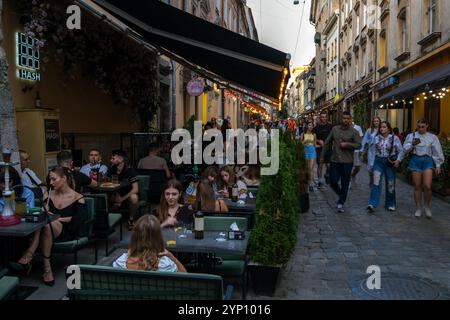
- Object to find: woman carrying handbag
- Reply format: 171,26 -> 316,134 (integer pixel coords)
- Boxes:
367,121 -> 404,213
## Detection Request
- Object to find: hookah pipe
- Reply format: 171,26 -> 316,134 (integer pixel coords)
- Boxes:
0,152 -> 21,226
10,184 -> 56,243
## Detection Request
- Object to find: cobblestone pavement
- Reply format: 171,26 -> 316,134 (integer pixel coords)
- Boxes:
248,168 -> 450,300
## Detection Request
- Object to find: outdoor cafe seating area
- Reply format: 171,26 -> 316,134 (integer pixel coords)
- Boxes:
0,160 -> 259,300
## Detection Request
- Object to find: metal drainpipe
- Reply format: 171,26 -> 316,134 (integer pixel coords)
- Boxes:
171,60 -> 176,130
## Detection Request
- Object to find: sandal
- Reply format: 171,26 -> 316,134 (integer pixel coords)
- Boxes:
10,251 -> 34,275
42,256 -> 55,287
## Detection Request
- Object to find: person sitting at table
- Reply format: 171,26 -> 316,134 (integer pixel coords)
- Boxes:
195,179 -> 228,212
108,149 -> 139,230
201,166 -> 220,197
137,143 -> 173,179
0,166 -> 35,211
80,148 -> 108,181
15,166 -> 87,286
218,166 -> 248,199
57,150 -> 97,193
157,179 -> 194,228
113,214 -> 186,272
19,150 -> 44,192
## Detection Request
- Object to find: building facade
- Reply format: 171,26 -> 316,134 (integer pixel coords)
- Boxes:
168,0 -> 259,130
310,0 -> 450,135
372,0 -> 450,136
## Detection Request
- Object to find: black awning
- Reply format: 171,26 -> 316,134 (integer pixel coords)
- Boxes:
373,63 -> 450,107
88,0 -> 290,105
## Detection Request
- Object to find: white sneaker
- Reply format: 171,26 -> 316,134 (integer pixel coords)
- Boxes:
367,205 -> 375,213
414,208 -> 422,218
337,204 -> 344,213
424,207 -> 432,219
388,207 -> 396,212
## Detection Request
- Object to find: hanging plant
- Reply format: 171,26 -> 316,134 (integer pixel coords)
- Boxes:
15,0 -> 159,132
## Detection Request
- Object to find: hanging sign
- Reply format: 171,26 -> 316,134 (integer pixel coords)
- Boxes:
187,79 -> 204,96
16,32 -> 41,82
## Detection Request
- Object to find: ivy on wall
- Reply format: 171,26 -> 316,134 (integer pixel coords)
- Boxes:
15,0 -> 160,132
353,96 -> 370,128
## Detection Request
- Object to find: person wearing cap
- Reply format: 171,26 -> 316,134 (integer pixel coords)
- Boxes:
107,149 -> 139,230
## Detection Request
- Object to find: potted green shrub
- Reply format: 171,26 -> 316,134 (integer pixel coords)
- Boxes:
248,132 -> 300,296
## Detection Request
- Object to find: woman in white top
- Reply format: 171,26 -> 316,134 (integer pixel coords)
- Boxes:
403,119 -> 444,219
360,117 -> 381,187
366,121 -> 404,213
113,214 -> 186,272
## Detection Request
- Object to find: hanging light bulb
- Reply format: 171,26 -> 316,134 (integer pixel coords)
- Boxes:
422,92 -> 426,96
424,96 -> 428,100
429,90 -> 433,93
416,97 -> 420,101
432,94 -> 436,97
410,101 -> 413,104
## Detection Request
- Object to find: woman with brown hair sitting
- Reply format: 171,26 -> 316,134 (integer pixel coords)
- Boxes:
196,179 -> 228,212
113,214 -> 186,272
15,166 -> 87,286
157,179 -> 194,228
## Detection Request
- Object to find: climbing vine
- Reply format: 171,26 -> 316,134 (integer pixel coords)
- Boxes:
15,0 -> 160,131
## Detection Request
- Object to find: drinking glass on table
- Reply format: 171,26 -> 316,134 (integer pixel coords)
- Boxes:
111,175 -> 119,185
166,227 -> 177,247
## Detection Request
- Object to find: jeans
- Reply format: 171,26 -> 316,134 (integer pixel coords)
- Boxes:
369,157 -> 396,209
330,162 -> 353,205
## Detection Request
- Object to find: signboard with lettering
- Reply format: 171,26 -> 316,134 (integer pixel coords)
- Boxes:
377,76 -> 399,91
186,79 -> 204,96
44,119 -> 60,153
16,32 -> 41,82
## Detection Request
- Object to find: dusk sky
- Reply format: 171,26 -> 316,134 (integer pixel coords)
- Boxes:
247,0 -> 316,82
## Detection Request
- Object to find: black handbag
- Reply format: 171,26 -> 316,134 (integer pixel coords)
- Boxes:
388,135 -> 399,164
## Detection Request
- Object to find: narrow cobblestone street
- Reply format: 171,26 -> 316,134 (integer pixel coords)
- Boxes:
250,168 -> 450,300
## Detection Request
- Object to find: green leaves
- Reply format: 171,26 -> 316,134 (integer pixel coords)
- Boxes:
249,134 -> 302,266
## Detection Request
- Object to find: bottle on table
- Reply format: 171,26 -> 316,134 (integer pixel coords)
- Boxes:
194,211 -> 204,239
231,182 -> 238,202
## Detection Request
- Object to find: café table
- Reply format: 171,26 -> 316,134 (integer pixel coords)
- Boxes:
0,214 -> 60,268
162,229 -> 250,256
222,198 -> 256,212
88,181 -> 129,194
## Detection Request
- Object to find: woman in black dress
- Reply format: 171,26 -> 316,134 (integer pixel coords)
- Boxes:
16,166 -> 87,286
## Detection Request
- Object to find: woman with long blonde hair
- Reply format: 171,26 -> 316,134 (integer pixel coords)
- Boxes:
113,214 -> 186,272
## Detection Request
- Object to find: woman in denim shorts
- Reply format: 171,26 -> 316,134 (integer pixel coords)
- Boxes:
403,119 -> 444,219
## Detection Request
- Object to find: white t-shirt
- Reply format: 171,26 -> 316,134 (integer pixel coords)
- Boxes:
353,125 -> 364,153
21,168 -> 42,187
112,253 -> 178,272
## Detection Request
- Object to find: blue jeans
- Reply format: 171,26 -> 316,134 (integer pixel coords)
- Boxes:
369,157 -> 397,209
330,162 -> 353,205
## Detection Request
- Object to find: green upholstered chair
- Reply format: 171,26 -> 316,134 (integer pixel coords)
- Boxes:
86,193 -> 122,256
136,175 -> 150,213
67,264 -> 233,300
52,197 -> 98,264
202,216 -> 249,300
136,169 -> 167,204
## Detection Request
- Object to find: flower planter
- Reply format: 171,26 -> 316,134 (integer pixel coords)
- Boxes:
299,192 -> 310,213
248,264 -> 281,297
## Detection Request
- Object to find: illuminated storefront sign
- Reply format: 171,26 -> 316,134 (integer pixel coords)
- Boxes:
15,32 -> 41,82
